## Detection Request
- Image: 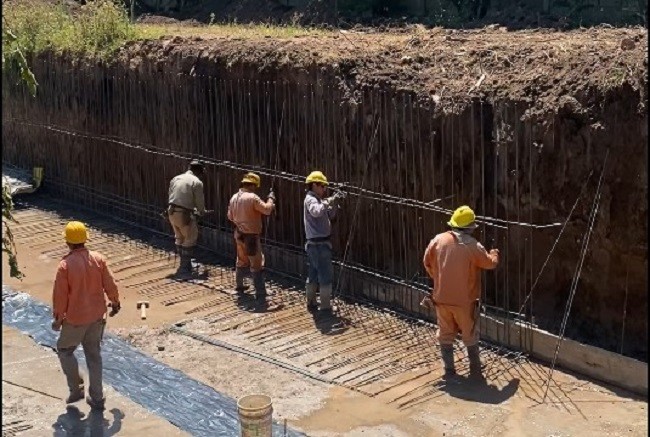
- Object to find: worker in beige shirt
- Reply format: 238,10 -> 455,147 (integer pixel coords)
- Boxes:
422,205 -> 499,380
168,160 -> 206,276
227,172 -> 275,301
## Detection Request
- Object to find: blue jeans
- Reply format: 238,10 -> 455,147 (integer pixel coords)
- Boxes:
306,243 -> 333,286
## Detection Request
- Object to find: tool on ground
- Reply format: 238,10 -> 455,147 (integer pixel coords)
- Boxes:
137,301 -> 150,320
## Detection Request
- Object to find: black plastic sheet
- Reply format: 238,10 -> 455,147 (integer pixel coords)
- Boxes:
2,287 -> 303,437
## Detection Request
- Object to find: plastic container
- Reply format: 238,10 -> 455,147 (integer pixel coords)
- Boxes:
237,394 -> 273,437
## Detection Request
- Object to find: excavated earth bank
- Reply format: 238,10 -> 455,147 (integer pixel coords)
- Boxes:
5,26 -> 648,360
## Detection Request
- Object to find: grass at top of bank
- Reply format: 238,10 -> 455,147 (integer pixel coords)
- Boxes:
4,0 -> 135,59
135,22 -> 329,40
3,0 -> 328,62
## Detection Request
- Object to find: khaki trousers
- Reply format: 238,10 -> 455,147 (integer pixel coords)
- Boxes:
57,318 -> 104,402
168,210 -> 198,247
435,303 -> 478,347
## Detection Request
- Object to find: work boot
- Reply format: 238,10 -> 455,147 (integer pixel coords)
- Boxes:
184,246 -> 195,272
319,284 -> 332,311
235,267 -> 250,293
467,344 -> 484,380
181,247 -> 195,273
176,247 -> 190,274
66,379 -> 85,404
252,270 -> 267,301
440,344 -> 456,378
305,283 -> 318,311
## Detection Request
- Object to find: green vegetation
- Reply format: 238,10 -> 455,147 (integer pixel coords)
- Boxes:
2,24 -> 38,280
4,0 -> 136,59
4,0 -> 327,60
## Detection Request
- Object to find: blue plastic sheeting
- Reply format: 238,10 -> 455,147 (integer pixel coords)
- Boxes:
2,287 -> 303,437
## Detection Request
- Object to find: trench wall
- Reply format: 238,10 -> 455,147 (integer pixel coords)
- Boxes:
2,53 -> 647,361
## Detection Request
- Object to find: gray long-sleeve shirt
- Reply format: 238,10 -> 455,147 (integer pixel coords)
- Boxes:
168,170 -> 205,214
303,191 -> 337,241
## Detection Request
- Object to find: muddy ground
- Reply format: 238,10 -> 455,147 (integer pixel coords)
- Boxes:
2,200 -> 647,436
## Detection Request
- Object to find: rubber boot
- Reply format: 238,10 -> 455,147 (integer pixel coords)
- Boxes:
319,284 -> 332,311
440,344 -> 456,378
183,246 -> 194,273
467,344 -> 484,380
235,267 -> 250,293
176,246 -> 193,276
252,270 -> 267,301
305,283 -> 318,311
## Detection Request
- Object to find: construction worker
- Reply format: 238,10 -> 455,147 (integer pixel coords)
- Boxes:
422,205 -> 499,380
168,160 -> 206,276
227,172 -> 275,301
303,171 -> 345,312
52,221 -> 121,410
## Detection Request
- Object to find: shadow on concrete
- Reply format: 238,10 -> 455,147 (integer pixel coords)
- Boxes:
52,405 -> 124,436
235,291 -> 284,313
438,376 -> 520,404
310,309 -> 349,335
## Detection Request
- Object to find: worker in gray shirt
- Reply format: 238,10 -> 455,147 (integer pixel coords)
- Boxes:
303,170 -> 345,312
168,160 -> 206,276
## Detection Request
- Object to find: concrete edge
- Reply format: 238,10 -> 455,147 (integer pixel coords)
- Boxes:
480,314 -> 648,397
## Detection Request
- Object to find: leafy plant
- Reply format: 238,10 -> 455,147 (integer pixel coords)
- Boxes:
4,0 -> 135,59
2,185 -> 24,279
2,21 -> 39,280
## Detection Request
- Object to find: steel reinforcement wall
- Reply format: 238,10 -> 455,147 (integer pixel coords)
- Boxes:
2,54 -> 647,360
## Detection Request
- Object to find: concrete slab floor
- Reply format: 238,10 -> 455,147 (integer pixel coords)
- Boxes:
2,325 -> 188,436
3,203 -> 648,436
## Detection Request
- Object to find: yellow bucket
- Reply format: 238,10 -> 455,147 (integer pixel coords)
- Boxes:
237,394 -> 273,437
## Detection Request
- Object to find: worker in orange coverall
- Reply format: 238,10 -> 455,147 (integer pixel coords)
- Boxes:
227,172 -> 275,301
52,221 -> 121,410
422,205 -> 499,380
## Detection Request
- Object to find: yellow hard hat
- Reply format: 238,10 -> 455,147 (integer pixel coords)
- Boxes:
447,205 -> 478,229
63,221 -> 88,244
241,172 -> 260,187
305,171 -> 328,185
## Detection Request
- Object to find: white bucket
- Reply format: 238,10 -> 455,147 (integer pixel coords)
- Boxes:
237,394 -> 273,437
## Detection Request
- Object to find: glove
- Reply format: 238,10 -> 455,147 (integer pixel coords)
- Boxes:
109,301 -> 121,317
326,190 -> 346,206
51,319 -> 62,331
267,189 -> 276,202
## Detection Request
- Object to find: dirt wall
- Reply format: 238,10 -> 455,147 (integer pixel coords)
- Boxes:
2,31 -> 647,360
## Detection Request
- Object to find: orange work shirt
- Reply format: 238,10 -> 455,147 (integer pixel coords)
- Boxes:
227,189 -> 274,235
52,248 -> 120,325
423,231 -> 499,306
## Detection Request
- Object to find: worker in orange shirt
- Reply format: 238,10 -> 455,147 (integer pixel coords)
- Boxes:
422,206 -> 499,380
52,221 -> 121,410
227,172 -> 275,301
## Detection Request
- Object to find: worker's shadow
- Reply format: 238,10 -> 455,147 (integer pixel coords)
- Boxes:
52,405 -> 124,436
439,377 -> 520,404
235,292 -> 284,313
310,310 -> 349,335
